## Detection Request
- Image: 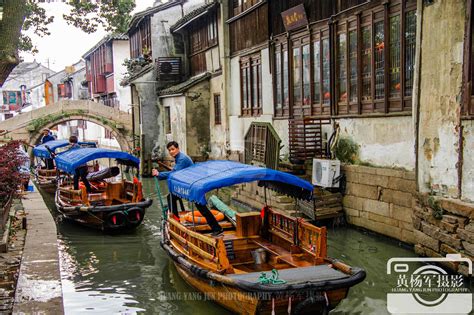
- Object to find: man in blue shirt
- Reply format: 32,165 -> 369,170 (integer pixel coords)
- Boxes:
41,128 -> 55,169
41,128 -> 55,144
152,141 -> 223,236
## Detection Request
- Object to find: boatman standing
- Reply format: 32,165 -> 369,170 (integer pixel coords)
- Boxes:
152,141 -> 224,236
41,128 -> 55,169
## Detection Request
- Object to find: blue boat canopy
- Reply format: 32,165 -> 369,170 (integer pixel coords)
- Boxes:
168,160 -> 313,205
55,148 -> 140,174
33,140 -> 97,158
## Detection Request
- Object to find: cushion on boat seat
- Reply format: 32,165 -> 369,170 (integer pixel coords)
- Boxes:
87,166 -> 120,181
228,265 -> 349,284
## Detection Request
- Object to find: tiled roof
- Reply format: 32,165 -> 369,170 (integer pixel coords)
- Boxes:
82,33 -> 128,58
159,72 -> 210,96
120,63 -> 155,86
127,0 -> 183,31
170,1 -> 217,32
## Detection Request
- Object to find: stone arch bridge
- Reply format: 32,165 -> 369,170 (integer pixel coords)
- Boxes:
0,100 -> 133,152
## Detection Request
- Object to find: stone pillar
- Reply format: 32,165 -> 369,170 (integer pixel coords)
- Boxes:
133,73 -> 164,176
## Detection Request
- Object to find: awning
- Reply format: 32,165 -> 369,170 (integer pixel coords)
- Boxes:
167,160 -> 313,205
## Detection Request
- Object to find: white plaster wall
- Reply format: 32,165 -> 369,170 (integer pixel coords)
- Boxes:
208,6 -> 226,159
272,119 -> 289,158
337,116 -> 415,170
83,121 -> 120,149
462,120 -> 474,201
57,124 -> 69,140
228,56 -> 241,117
0,63 -> 55,117
83,122 -> 102,142
209,75 -> 226,158
228,48 -> 275,152
417,0 -> 465,197
261,48 -> 273,115
112,40 -> 132,113
150,0 -> 205,59
162,96 -> 187,154
205,47 -> 221,73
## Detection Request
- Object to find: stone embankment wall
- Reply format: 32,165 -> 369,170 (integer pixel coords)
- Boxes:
342,165 -> 416,244
232,182 -> 297,214
413,195 -> 473,277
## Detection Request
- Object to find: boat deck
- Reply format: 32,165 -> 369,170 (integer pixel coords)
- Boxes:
228,264 -> 349,284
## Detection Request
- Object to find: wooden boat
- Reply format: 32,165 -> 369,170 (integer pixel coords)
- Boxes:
160,161 -> 366,314
54,147 -> 152,231
33,140 -> 96,193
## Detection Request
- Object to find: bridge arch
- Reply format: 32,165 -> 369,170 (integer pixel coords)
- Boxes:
28,114 -> 130,151
0,100 -> 134,153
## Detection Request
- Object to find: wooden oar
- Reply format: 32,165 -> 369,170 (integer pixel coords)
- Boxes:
155,160 -> 172,171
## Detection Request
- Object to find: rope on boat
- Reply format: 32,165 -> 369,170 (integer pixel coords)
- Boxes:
153,176 -> 168,221
86,210 -> 105,223
257,269 -> 287,285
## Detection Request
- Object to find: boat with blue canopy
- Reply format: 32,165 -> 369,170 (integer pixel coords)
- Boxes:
160,160 -> 366,314
54,147 -> 152,232
32,140 -> 97,192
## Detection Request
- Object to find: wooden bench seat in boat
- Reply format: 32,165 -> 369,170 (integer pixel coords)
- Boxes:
228,265 -> 349,284
181,220 -> 234,231
251,238 -> 314,267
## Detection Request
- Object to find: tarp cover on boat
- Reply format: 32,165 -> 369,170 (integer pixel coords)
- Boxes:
55,148 -> 139,174
33,140 -> 97,158
168,160 -> 313,205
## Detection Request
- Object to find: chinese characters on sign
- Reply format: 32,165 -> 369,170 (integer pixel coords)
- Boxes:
281,4 -> 308,32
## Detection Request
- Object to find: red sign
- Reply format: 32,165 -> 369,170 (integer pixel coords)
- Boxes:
281,4 -> 308,32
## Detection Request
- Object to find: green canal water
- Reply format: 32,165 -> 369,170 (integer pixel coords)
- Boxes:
40,179 -> 469,314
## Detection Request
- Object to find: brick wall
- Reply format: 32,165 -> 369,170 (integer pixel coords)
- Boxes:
342,165 -> 416,244
413,195 -> 473,277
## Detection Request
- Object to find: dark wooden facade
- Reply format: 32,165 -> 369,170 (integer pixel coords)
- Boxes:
129,17 -> 152,59
85,39 -> 120,108
228,1 -> 269,55
175,7 -> 219,76
85,42 -> 114,96
270,0 -> 417,119
463,0 -> 474,118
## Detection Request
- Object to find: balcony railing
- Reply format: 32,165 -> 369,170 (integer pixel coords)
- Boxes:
288,117 -> 331,163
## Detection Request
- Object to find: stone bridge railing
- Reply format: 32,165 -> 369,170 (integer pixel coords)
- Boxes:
0,100 -> 133,151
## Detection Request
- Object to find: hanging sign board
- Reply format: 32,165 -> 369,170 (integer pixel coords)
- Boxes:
281,4 -> 308,32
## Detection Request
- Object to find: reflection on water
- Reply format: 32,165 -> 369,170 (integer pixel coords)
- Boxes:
41,179 -> 441,314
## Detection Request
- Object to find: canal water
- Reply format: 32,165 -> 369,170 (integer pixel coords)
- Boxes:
39,179 -> 458,315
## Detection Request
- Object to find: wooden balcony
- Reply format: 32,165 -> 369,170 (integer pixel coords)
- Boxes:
288,118 -> 331,164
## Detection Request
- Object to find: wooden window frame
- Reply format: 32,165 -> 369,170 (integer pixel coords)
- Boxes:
164,106 -> 171,134
231,0 -> 263,18
240,53 -> 262,117
208,12 -> 218,46
289,35 -> 312,118
333,0 -> 416,116
310,28 -> 331,117
130,17 -> 152,59
214,94 -> 222,125
271,0 -> 415,119
273,41 -> 290,118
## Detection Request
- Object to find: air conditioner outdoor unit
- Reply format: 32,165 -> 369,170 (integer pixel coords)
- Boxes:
312,158 -> 341,188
